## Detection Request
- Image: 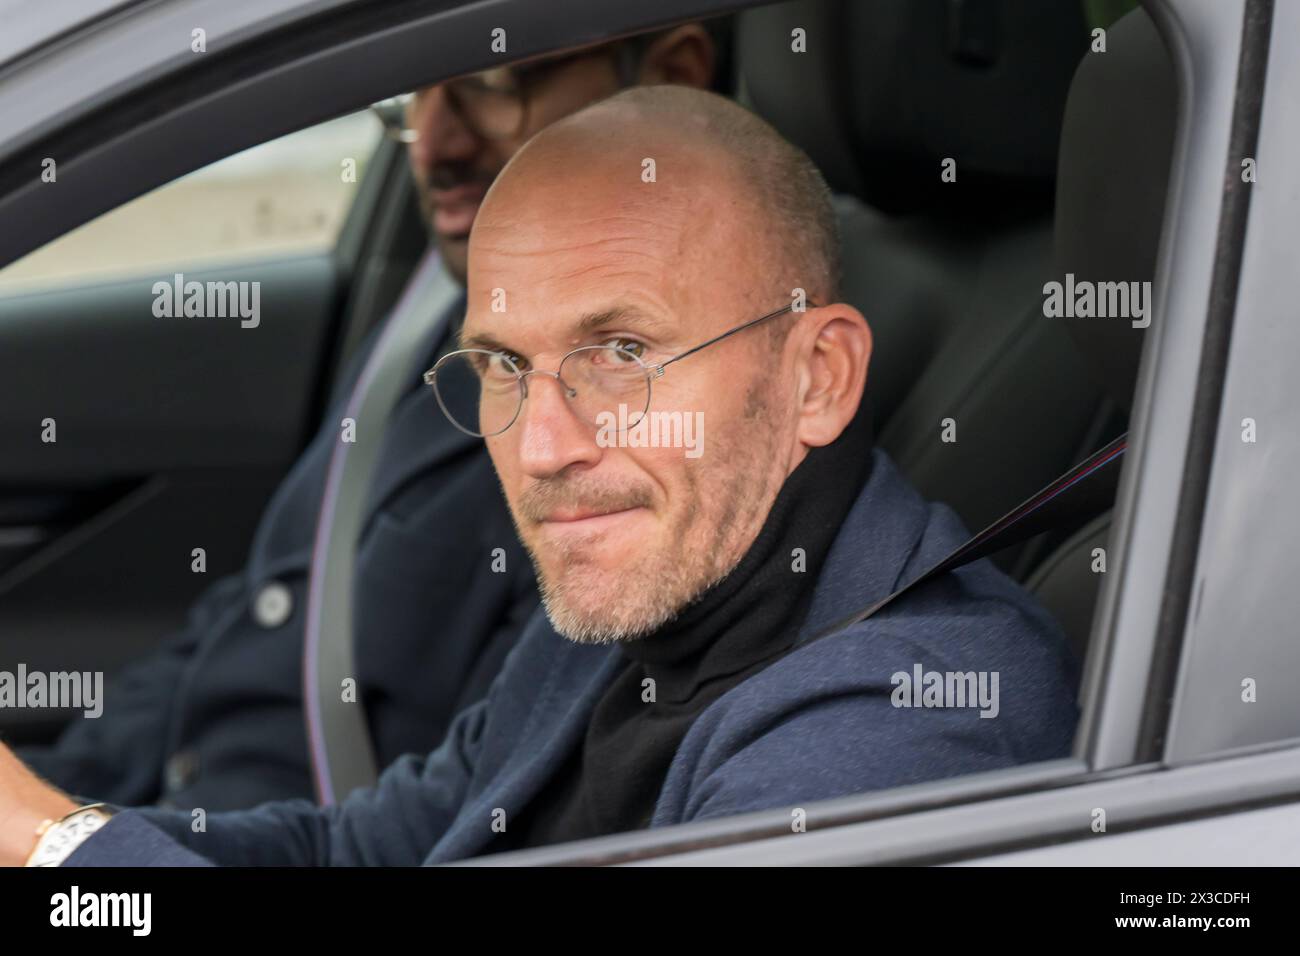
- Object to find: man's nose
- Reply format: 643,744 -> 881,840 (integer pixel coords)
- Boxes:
406,86 -> 480,170
514,372 -> 602,479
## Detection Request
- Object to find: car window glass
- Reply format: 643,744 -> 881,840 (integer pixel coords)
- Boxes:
0,110 -> 380,294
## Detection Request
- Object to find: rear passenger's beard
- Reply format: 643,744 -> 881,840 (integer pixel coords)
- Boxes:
531,384 -> 788,646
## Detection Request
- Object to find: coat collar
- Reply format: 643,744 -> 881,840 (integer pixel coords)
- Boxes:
796,449 -> 932,641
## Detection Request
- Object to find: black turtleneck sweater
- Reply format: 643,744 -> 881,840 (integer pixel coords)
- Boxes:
500,401 -> 875,850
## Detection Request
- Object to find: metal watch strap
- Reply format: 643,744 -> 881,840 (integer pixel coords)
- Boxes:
24,803 -> 115,867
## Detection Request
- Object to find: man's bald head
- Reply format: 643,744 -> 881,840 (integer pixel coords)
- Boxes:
475,85 -> 840,310
459,84 -> 870,645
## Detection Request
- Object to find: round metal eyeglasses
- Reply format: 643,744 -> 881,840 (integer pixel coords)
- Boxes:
424,302 -> 803,438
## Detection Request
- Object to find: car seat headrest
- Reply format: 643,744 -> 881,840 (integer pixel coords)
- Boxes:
1053,7 -> 1177,413
737,0 -> 1088,214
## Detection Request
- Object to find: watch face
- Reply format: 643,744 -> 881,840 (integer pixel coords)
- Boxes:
29,809 -> 111,867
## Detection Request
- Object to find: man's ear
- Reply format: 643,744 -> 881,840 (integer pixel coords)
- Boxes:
793,305 -> 873,449
636,24 -> 716,89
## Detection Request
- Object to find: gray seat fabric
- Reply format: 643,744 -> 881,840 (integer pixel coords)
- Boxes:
737,0 -> 1085,212
1054,6 -> 1176,410
1028,7 -> 1177,656
738,0 -> 1108,574
1025,513 -> 1111,663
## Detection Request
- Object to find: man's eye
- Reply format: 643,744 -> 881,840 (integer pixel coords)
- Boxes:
484,351 -> 525,377
602,338 -> 646,361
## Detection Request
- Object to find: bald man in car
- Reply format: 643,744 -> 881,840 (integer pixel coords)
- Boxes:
0,86 -> 1077,866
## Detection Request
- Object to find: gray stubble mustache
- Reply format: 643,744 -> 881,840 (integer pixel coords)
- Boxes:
517,478 -> 654,523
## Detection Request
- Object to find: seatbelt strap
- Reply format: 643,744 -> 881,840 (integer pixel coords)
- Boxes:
304,250 -> 461,805
807,432 -> 1128,642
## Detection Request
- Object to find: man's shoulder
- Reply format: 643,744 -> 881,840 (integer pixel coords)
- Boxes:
654,455 -> 1079,825
695,553 -> 1074,748
751,555 -> 1073,719
657,578 -> 1077,825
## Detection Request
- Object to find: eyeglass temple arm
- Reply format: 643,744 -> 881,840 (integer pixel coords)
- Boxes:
652,302 -> 807,375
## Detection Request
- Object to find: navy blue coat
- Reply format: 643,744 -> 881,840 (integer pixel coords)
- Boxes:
67,450 -> 1079,865
20,269 -> 539,812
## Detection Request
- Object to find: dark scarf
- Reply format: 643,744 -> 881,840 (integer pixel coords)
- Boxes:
501,399 -> 875,850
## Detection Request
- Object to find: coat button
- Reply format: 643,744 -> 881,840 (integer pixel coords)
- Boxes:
253,581 -> 293,628
164,750 -> 200,793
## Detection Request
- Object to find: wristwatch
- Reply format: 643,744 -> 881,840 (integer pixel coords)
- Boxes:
24,804 -> 115,867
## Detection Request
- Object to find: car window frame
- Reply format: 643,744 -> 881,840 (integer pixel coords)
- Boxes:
1161,0 -> 1300,765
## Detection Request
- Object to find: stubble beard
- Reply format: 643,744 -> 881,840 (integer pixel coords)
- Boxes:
522,384 -> 786,645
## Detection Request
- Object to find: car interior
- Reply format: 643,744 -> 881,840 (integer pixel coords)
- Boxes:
0,0 -> 1177,828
